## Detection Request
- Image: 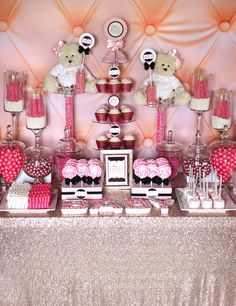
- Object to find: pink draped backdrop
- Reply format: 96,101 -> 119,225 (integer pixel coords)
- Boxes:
0,0 -> 236,158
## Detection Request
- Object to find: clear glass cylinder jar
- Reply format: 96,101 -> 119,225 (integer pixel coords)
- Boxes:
190,68 -> 210,112
54,126 -> 81,178
156,130 -> 183,180
0,125 -> 25,185
212,88 -> 232,131
3,70 -> 26,113
182,131 -> 212,178
26,89 -> 46,130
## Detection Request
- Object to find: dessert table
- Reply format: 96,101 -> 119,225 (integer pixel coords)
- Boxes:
0,187 -> 236,306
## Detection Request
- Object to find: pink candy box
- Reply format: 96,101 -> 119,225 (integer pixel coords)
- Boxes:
61,200 -> 89,215
125,198 -> 151,215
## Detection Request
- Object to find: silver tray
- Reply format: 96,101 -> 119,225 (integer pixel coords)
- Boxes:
0,189 -> 58,214
176,188 -> 236,214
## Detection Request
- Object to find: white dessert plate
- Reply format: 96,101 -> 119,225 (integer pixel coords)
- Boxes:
176,188 -> 236,214
0,189 -> 58,214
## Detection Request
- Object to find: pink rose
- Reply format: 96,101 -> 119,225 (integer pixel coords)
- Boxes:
89,164 -> 102,179
134,163 -> 150,179
62,164 -> 77,179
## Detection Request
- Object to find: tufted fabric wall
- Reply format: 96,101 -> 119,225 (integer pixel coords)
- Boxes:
0,0 -> 236,158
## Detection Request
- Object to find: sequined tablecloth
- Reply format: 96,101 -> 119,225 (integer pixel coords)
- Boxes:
0,190 -> 236,306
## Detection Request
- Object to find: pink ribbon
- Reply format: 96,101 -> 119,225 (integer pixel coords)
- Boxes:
52,40 -> 65,57
102,39 -> 127,63
106,39 -> 124,51
168,49 -> 182,68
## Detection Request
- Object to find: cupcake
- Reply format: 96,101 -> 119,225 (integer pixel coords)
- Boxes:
123,134 -> 135,149
121,107 -> 133,121
109,136 -> 122,149
96,79 -> 108,93
120,78 -> 133,92
109,108 -> 121,123
96,135 -> 108,149
95,108 -> 108,122
108,79 -> 120,94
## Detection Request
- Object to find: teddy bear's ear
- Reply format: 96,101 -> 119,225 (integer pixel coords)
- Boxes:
168,49 -> 182,69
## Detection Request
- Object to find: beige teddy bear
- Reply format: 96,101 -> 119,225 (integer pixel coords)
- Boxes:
134,51 -> 191,106
44,42 -> 97,93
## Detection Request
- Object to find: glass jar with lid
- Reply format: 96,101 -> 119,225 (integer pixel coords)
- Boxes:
24,134 -> 53,183
156,130 -> 183,180
182,131 -> 212,178
54,126 -> 81,178
211,126 -> 236,183
0,125 -> 25,185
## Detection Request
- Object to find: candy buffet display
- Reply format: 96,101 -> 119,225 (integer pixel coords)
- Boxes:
61,159 -> 103,200
131,158 -> 172,199
0,17 -> 236,216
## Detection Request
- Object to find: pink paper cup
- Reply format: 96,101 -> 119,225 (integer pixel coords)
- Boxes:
109,141 -> 122,149
96,83 -> 108,93
109,113 -> 121,123
108,83 -> 121,94
120,82 -> 133,92
122,111 -> 133,122
96,140 -> 108,149
95,112 -> 108,122
123,139 -> 135,149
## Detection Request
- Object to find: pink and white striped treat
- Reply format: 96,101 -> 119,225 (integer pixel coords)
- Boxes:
155,158 -> 172,179
62,163 -> 77,179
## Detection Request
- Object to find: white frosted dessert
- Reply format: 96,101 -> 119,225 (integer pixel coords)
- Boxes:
121,78 -> 132,84
109,136 -> 121,143
4,100 -> 24,112
201,197 -> 212,209
121,107 -> 132,113
96,135 -> 108,141
213,198 -> 225,209
96,108 -> 107,114
188,197 -> 200,208
190,98 -> 210,111
123,134 -> 135,141
109,79 -> 120,85
109,108 -> 121,115
96,79 -> 107,84
7,182 -> 31,209
212,116 -> 231,130
27,116 -> 46,129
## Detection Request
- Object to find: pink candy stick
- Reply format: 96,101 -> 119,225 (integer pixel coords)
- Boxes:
193,80 -> 208,99
213,99 -> 229,119
65,95 -> 74,137
7,83 -> 22,101
156,107 -> 165,143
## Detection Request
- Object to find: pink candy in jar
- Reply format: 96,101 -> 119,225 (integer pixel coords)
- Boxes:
182,131 -> 212,178
76,70 -> 86,93
156,130 -> 183,180
146,83 -> 156,106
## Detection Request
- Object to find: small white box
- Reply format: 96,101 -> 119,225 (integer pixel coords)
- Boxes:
61,181 -> 103,200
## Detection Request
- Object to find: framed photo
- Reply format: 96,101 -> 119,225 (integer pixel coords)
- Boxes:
100,149 -> 133,189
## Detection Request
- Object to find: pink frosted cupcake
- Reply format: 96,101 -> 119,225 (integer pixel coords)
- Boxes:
108,79 -> 120,94
96,79 -> 108,93
95,108 -> 108,122
109,108 -> 121,123
96,135 -> 108,149
120,79 -> 133,92
123,134 -> 135,149
109,136 -> 122,149
121,106 -> 133,121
